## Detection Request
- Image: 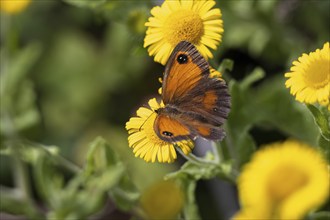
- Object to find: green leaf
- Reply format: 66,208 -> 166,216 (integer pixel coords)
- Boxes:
30,137 -> 137,219
218,59 -> 234,74
0,44 -> 42,98
84,136 -> 122,176
0,141 -> 59,165
222,80 -> 258,170
0,44 -> 42,136
166,162 -> 218,180
165,157 -> 236,183
318,135 -> 330,163
0,187 -> 41,219
252,77 -> 319,145
306,104 -> 330,140
33,149 -> 64,208
83,136 -> 139,211
109,175 -> 140,211
223,75 -> 319,175
240,67 -> 265,90
308,211 -> 330,220
63,0 -> 107,8
179,179 -> 201,220
224,127 -> 256,170
86,165 -> 124,192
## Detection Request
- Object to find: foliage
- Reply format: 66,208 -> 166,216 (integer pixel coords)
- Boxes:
0,0 -> 329,219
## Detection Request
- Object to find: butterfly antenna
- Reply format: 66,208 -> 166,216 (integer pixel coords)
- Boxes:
139,111 -> 156,131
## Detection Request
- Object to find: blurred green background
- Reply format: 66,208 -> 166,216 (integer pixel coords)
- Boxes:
0,0 -> 329,219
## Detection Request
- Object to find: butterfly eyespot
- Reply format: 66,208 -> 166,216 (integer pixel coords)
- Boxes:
177,54 -> 188,64
213,108 -> 218,112
162,131 -> 173,137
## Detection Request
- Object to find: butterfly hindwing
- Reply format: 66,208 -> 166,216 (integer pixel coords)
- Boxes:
178,77 -> 231,127
154,113 -> 196,142
154,107 -> 226,142
179,113 -> 226,140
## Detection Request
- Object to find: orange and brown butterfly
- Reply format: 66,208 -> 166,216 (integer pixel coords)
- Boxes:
126,41 -> 230,163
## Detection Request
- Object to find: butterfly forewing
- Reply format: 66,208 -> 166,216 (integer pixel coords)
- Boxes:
162,41 -> 210,104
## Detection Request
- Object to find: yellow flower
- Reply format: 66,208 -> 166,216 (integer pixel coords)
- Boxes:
209,67 -> 222,78
140,180 -> 184,220
0,0 -> 31,14
125,98 -> 194,163
234,140 -> 329,220
144,0 -> 224,65
285,42 -> 330,109
127,9 -> 148,34
158,77 -> 163,95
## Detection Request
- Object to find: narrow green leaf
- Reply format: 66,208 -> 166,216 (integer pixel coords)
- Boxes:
318,135 -> 330,163
84,136 -> 121,176
236,131 -> 256,169
180,179 -> 201,220
0,187 -> 42,219
0,43 -> 42,97
166,161 -> 218,180
33,150 -> 64,208
83,136 -> 139,211
223,125 -> 256,172
240,67 -> 265,90
308,211 -> 330,220
63,0 -> 107,8
0,44 -> 42,136
218,59 -> 234,73
109,175 -> 140,211
306,104 -> 330,140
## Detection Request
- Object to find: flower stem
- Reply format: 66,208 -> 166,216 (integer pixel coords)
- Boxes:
211,141 -> 220,163
11,147 -> 42,218
22,140 -> 82,174
54,154 -> 82,174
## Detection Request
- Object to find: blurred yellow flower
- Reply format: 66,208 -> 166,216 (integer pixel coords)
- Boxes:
0,0 -> 31,14
127,9 -> 147,34
125,98 -> 194,163
144,0 -> 224,65
234,140 -> 329,220
140,180 -> 184,220
158,77 -> 163,95
285,42 -> 330,109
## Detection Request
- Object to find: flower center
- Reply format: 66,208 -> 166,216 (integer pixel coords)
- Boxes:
267,165 -> 308,202
164,9 -> 204,46
303,57 -> 330,89
143,112 -> 167,146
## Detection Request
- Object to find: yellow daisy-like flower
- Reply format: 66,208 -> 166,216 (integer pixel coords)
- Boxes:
234,140 -> 329,220
144,0 -> 224,65
0,0 -> 31,14
285,42 -> 330,109
126,98 -> 194,163
209,67 -> 222,78
140,180 -> 184,219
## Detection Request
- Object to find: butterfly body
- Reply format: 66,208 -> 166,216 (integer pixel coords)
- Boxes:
153,41 -> 231,143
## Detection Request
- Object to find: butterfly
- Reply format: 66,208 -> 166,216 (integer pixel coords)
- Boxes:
153,41 -> 231,143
